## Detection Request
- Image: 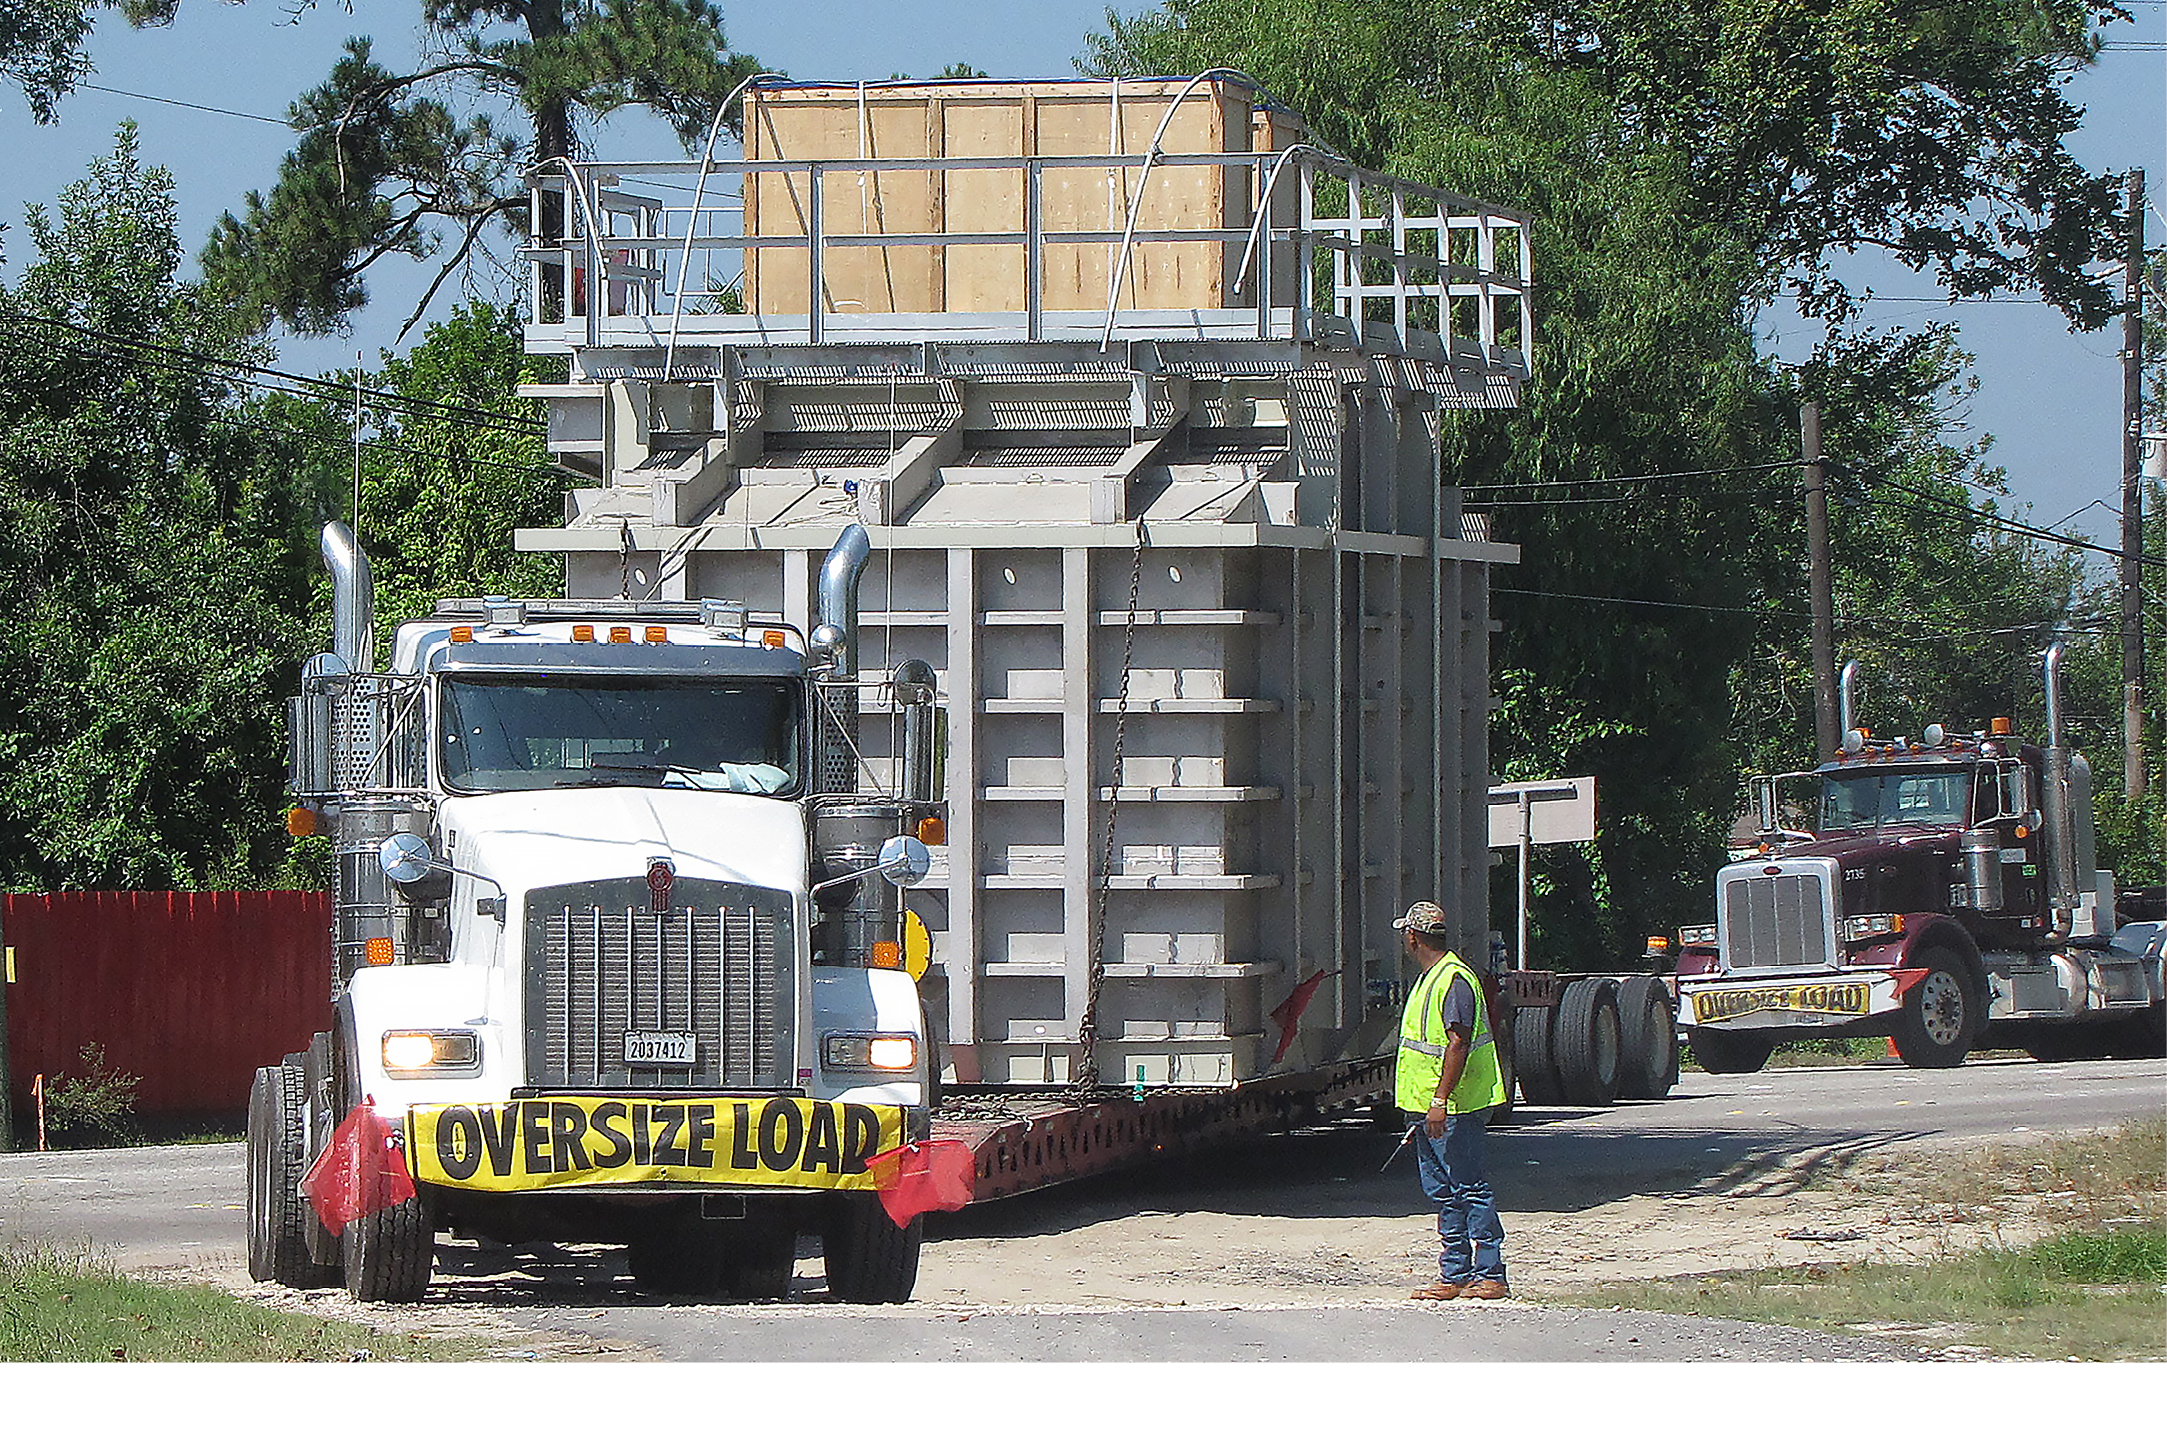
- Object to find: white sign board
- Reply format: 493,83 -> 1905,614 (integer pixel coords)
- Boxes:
1488,776 -> 1597,848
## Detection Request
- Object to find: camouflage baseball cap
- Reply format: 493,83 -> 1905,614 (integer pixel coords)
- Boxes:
1390,901 -> 1448,936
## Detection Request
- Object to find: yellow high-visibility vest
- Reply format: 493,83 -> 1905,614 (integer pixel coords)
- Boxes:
1394,952 -> 1506,1113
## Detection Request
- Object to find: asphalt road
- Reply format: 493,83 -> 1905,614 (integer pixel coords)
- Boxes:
2,1055 -> 2159,1361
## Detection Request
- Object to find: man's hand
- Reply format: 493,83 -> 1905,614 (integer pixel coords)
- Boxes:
1424,1100 -> 1450,1138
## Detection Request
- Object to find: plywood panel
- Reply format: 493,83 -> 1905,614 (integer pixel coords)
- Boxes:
741,79 -> 1293,316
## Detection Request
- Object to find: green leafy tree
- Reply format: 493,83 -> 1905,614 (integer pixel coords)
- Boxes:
1,0 -> 102,123
0,125 -> 338,889
178,1 -> 766,337
351,301 -> 565,635
1091,0 -> 2131,960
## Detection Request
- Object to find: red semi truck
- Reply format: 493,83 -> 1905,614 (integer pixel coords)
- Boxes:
1671,645 -> 2166,1073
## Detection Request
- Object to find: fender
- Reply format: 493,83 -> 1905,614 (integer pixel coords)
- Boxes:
1850,914 -> 1985,1000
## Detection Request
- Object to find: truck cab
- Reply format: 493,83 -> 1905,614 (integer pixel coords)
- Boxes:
247,522 -> 942,1304
1672,648 -> 2162,1073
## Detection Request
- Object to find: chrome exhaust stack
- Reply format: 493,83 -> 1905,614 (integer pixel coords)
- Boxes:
2041,640 -> 2077,928
321,521 -> 375,672
1837,659 -> 1861,745
812,524 -> 873,795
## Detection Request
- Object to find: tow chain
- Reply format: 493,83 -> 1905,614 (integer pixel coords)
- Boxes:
1075,518 -> 1148,1096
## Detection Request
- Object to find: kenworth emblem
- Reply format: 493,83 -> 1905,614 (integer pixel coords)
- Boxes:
645,857 -> 675,913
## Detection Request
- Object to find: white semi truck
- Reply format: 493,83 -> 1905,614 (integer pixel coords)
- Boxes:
246,519 -> 944,1302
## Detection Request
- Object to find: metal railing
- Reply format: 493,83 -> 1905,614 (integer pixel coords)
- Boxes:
525,149 -> 1532,373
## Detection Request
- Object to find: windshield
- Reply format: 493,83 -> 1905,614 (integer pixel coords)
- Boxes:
1818,768 -> 1971,831
438,675 -> 801,796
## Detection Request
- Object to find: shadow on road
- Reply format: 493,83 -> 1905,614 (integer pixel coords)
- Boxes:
924,1111 -> 1945,1244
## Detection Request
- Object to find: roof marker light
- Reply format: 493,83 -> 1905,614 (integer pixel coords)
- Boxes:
645,626 -> 668,644
1990,717 -> 2014,735
449,625 -> 474,644
572,623 -> 595,642
609,626 -> 632,644
763,629 -> 788,648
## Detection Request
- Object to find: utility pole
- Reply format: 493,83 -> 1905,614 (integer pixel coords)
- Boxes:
2122,169 -> 2147,801
1803,401 -> 1837,757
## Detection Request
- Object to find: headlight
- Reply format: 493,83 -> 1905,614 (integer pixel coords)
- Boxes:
1678,924 -> 1718,947
1843,913 -> 1905,941
381,1029 -> 480,1075
823,1033 -> 918,1072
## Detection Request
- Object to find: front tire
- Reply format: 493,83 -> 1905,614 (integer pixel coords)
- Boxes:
246,1065 -> 337,1289
1688,1028 -> 1774,1075
822,1193 -> 922,1303
341,1194 -> 433,1303
1892,950 -> 1978,1069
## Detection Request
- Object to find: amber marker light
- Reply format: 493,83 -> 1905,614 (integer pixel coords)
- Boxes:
870,941 -> 902,969
609,625 -> 632,643
363,937 -> 395,967
916,815 -> 947,845
449,625 -> 474,643
1990,717 -> 2014,735
645,626 -> 668,644
762,629 -> 788,648
572,623 -> 595,642
285,807 -> 318,838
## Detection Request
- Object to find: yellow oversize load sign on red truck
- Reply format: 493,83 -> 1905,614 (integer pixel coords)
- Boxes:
408,1097 -> 905,1193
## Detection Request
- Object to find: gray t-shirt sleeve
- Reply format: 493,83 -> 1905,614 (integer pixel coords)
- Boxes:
1438,976 -> 1478,1034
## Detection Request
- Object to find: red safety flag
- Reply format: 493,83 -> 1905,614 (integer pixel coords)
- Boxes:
1268,968 -> 1336,1063
863,1139 -> 976,1226
303,1100 -> 416,1236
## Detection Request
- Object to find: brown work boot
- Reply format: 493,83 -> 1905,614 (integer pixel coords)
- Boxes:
1462,1278 -> 1510,1300
1409,1282 -> 1463,1301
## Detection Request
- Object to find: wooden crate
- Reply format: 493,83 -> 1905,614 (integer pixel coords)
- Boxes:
743,78 -> 1305,317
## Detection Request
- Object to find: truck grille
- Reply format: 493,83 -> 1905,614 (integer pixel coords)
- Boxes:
523,878 -> 795,1090
1720,865 -> 1837,974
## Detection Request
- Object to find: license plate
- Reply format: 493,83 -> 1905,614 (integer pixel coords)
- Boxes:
622,1031 -> 697,1066
1691,981 -> 1873,1025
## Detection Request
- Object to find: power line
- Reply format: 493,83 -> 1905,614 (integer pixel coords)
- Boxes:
1462,459 -> 1806,493
2,315 -> 547,436
76,82 -> 288,126
1866,477 -> 2167,567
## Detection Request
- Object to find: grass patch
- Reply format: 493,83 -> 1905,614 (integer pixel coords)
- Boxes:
0,1246 -> 491,1362
1551,1118 -> 2167,1360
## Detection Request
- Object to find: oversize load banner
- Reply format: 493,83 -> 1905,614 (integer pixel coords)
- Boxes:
408,1097 -> 906,1193
1687,979 -> 1879,1026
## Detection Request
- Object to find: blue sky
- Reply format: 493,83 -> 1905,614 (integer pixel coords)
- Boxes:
4,1 -> 2161,546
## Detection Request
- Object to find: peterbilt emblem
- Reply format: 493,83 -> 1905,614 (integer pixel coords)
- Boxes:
646,858 -> 675,913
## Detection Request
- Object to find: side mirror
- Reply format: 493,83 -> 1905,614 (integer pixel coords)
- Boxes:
379,832 -> 439,885
876,834 -> 932,888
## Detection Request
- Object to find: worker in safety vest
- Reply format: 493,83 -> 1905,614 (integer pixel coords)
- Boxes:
1392,900 -> 1509,1301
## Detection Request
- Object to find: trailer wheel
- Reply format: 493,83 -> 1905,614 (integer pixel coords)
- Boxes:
246,1065 -> 337,1289
721,1225 -> 800,1300
1615,976 -> 1679,1099
1892,950 -> 1978,1069
1554,978 -> 1622,1107
1687,1028 -> 1773,1075
822,1193 -> 922,1303
1513,999 -> 1563,1105
1488,1006 -> 1519,1128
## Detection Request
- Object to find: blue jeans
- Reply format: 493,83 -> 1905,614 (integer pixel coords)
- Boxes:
1408,1106 -> 1505,1284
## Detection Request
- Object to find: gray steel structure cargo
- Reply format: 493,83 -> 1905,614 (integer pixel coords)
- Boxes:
516,76 -> 1529,1090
